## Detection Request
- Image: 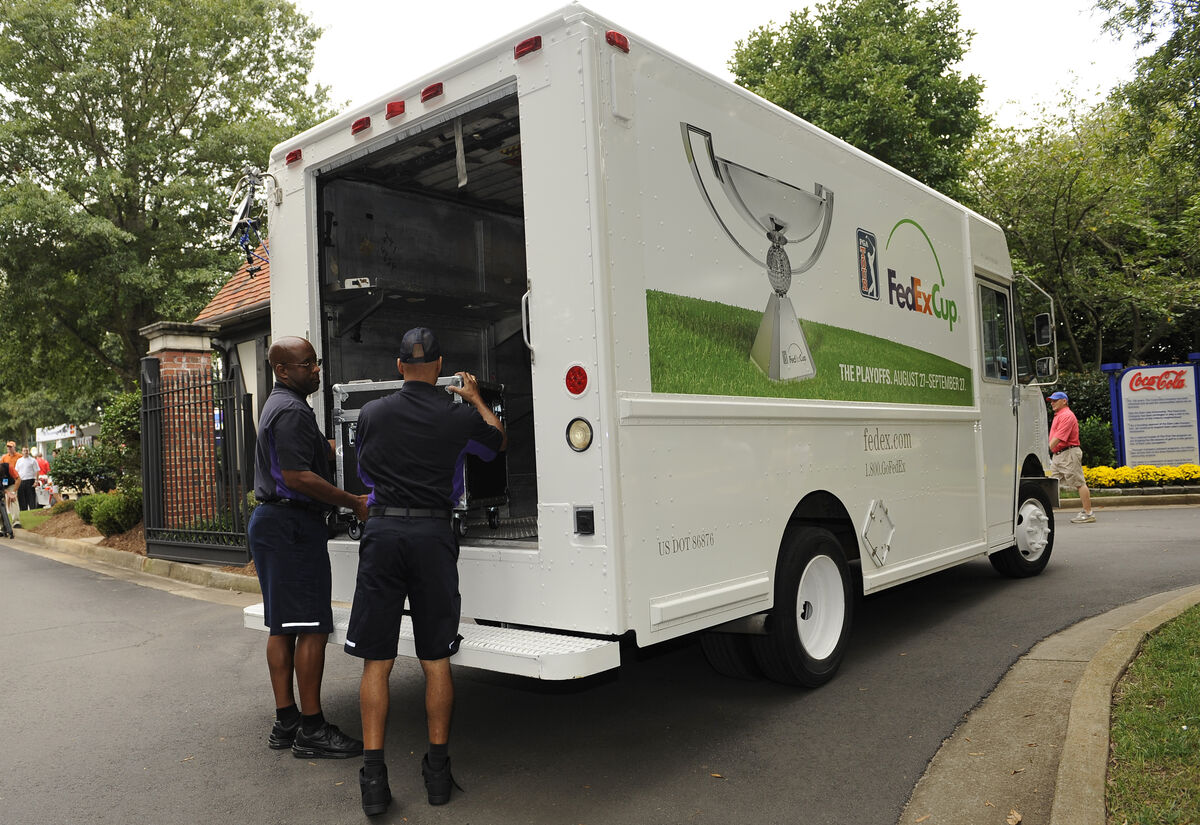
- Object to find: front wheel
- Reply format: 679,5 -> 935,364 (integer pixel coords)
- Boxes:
990,483 -> 1054,578
750,525 -> 854,687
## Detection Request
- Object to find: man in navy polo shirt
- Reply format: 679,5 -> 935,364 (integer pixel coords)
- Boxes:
344,327 -> 505,816
250,336 -> 368,760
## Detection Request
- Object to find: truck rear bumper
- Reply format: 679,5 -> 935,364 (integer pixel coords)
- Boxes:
243,603 -> 620,680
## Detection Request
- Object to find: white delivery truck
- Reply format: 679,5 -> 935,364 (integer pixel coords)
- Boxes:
245,3 -> 1060,686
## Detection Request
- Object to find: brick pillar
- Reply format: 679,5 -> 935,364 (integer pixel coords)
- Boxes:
141,322 -> 220,529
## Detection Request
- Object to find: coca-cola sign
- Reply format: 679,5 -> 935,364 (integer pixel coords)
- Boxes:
1119,364 -> 1199,466
1127,369 -> 1189,392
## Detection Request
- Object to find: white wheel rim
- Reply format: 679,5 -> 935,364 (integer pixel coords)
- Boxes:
1015,498 -> 1051,560
796,554 -> 845,660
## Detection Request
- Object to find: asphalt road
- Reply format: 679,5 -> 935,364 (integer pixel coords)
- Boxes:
2,505 -> 1198,825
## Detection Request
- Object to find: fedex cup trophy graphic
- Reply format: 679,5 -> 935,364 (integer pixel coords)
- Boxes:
682,124 -> 834,381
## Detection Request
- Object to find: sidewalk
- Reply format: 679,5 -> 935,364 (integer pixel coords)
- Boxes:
9,509 -> 1200,825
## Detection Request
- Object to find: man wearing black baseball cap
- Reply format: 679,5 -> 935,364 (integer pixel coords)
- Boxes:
345,327 -> 506,816
1048,391 -> 1094,523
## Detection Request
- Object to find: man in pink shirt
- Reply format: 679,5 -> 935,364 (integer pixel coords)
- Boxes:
1048,391 -> 1094,523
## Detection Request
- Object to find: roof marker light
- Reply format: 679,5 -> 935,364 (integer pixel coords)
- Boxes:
350,116 -> 371,135
421,83 -> 444,103
514,36 -> 542,59
385,101 -> 405,120
285,149 -> 302,165
606,31 -> 629,53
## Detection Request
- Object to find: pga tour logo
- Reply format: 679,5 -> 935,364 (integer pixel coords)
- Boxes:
857,228 -> 879,300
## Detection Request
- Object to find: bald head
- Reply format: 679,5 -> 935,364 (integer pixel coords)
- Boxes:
268,336 -> 313,368
269,336 -> 321,396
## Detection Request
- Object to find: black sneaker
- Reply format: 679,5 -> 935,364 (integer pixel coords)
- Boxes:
360,764 -> 391,816
291,722 -> 364,759
268,716 -> 301,750
421,754 -> 462,805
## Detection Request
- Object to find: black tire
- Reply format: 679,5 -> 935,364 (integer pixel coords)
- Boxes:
699,631 -> 763,680
750,525 -> 854,687
990,483 -> 1054,578
347,519 -> 364,541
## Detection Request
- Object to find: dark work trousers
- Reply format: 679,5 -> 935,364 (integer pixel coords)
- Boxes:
17,479 -> 37,511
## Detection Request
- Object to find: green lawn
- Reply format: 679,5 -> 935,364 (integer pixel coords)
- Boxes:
1107,603 -> 1200,823
17,507 -> 53,531
646,289 -> 973,405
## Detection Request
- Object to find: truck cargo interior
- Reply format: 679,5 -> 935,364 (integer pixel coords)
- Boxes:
315,91 -> 537,536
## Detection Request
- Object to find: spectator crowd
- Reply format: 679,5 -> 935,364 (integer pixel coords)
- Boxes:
1,440 -> 57,529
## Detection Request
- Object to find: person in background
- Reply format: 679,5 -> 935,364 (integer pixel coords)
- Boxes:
2,442 -> 23,527
1047,390 -> 1095,523
33,449 -> 54,507
15,446 -> 39,512
0,459 -> 14,537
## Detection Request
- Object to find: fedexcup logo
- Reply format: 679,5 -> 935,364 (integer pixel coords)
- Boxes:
859,219 -> 958,332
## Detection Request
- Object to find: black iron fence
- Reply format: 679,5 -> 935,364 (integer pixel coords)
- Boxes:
140,357 -> 254,565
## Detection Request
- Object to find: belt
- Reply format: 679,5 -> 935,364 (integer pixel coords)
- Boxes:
368,506 -> 451,519
260,498 -> 329,513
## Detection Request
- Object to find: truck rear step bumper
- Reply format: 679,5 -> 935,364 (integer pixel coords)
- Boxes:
243,603 -> 620,680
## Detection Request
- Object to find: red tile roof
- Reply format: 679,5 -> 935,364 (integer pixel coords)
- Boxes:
194,245 -> 271,325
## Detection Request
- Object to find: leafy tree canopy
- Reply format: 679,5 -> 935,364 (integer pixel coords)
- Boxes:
0,0 -> 333,417
729,0 -> 985,196
967,95 -> 1200,370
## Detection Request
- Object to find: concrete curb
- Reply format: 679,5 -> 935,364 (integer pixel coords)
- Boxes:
14,530 -> 261,595
1047,586 -> 1200,825
1057,492 -> 1200,509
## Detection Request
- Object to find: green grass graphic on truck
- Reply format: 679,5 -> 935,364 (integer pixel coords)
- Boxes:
647,290 -> 973,406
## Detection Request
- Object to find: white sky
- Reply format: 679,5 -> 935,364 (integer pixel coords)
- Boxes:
294,0 -> 1145,127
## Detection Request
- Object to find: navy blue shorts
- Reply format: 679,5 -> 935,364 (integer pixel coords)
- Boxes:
248,504 -> 333,635
344,516 -> 462,661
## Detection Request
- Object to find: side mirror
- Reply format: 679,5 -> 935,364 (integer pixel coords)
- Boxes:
1035,356 -> 1056,380
1034,313 -> 1053,347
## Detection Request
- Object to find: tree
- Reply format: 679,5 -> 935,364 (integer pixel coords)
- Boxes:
729,0 -> 985,196
0,0 -> 333,406
967,96 -> 1200,369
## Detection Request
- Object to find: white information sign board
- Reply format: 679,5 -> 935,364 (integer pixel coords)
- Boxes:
1119,366 -> 1199,465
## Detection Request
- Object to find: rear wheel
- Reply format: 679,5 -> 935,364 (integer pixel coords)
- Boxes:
751,526 -> 854,687
990,483 -> 1054,578
699,631 -> 762,680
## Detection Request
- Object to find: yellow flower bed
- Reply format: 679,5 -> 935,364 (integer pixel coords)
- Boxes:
1082,463 -> 1200,488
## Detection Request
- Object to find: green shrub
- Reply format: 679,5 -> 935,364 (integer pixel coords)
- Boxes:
92,488 -> 143,537
1079,416 -> 1116,468
50,499 -> 75,515
75,493 -> 105,524
49,447 -> 119,494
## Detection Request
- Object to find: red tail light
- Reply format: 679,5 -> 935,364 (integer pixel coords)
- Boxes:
385,101 -> 405,120
421,83 -> 444,102
566,365 -> 588,395
285,149 -> 302,165
350,116 -> 371,135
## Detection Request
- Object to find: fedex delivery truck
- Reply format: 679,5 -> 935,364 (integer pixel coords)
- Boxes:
244,3 -> 1060,686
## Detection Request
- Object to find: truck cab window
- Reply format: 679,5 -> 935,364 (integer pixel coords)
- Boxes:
979,285 -> 1012,382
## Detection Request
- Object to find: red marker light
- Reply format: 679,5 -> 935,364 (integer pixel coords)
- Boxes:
605,31 -> 629,53
285,149 -> 302,165
566,365 -> 588,395
514,36 -> 542,59
351,116 -> 371,135
421,83 -> 444,102
385,101 -> 405,120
